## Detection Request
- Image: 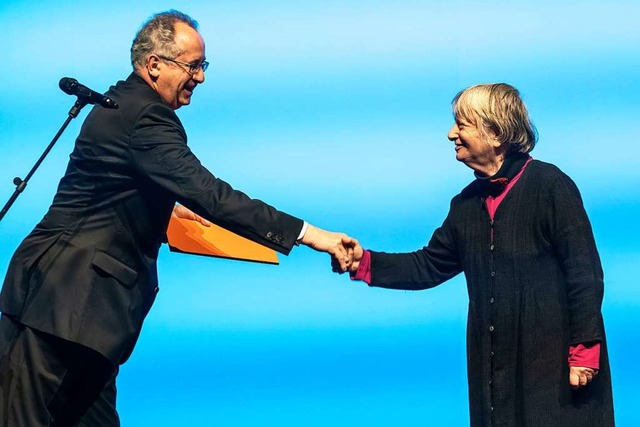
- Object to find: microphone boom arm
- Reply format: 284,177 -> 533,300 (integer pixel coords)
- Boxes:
0,97 -> 89,222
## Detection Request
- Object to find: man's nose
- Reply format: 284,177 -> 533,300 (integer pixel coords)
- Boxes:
193,67 -> 205,83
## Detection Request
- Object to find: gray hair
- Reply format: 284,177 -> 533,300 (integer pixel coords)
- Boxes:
452,83 -> 538,154
131,10 -> 199,69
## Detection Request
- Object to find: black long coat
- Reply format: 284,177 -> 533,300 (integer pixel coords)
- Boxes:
0,73 -> 302,364
368,160 -> 614,426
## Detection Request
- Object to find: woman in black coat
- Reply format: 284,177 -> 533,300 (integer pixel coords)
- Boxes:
346,83 -> 614,426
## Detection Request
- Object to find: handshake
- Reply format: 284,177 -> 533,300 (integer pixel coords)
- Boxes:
298,224 -> 363,274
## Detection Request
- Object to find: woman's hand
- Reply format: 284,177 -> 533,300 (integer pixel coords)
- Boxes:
569,366 -> 598,389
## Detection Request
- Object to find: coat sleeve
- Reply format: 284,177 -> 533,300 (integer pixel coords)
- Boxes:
128,102 -> 303,254
369,209 -> 462,290
547,173 -> 605,346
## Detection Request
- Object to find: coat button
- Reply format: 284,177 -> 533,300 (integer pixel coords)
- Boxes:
154,286 -> 159,294
490,351 -> 495,357
490,271 -> 496,277
489,325 -> 494,332
490,244 -> 495,251
266,232 -> 273,238
490,297 -> 495,304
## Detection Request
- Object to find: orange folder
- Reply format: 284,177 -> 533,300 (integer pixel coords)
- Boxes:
166,215 -> 279,265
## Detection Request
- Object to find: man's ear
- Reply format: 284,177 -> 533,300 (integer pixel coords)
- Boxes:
146,54 -> 161,80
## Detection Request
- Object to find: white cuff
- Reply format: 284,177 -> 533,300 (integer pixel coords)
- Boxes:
296,221 -> 309,243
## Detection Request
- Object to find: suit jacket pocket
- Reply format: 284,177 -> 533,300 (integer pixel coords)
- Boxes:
91,250 -> 138,288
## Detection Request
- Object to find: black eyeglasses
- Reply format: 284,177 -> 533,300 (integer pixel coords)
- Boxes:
159,56 -> 209,75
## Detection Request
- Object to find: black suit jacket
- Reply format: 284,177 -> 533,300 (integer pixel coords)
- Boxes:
0,73 -> 303,363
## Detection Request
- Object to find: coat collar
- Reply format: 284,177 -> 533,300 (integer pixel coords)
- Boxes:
474,152 -> 530,197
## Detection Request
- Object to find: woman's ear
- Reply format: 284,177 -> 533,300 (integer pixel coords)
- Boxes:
487,128 -> 502,148
489,136 -> 502,149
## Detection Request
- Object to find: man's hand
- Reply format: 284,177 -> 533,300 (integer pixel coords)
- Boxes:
569,366 -> 598,389
300,224 -> 358,272
172,204 -> 212,227
331,241 -> 364,273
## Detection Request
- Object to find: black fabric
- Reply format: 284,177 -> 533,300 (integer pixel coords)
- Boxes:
0,72 -> 304,421
0,72 -> 303,364
0,315 -> 118,426
368,160 -> 614,426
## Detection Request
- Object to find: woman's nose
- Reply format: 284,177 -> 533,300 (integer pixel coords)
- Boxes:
447,124 -> 458,141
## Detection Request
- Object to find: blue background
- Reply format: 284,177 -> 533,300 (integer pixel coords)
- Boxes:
0,1 -> 638,425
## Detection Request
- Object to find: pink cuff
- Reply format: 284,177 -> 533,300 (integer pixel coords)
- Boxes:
568,342 -> 601,370
350,250 -> 372,284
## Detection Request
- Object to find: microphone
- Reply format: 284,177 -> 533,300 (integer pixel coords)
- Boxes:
59,77 -> 118,109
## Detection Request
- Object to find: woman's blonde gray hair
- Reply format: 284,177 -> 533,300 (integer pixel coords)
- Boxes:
452,83 -> 537,154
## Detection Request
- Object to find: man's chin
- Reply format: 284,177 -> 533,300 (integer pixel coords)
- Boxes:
177,97 -> 192,108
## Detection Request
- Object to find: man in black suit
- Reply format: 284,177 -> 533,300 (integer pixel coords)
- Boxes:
0,10 -> 355,426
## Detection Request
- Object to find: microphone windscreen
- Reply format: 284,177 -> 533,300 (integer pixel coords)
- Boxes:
59,77 -> 77,95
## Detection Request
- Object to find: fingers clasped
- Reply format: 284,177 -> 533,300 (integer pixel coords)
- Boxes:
330,237 -> 359,273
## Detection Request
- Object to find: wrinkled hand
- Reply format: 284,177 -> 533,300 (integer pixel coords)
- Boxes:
172,204 -> 212,227
569,366 -> 598,389
331,241 -> 364,274
300,224 -> 358,272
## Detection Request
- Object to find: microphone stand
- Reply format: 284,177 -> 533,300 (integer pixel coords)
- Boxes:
0,98 -> 89,222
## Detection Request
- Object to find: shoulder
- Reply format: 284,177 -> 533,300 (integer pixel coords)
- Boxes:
526,159 -> 579,189
446,181 -> 480,217
527,159 -> 567,179
524,160 -> 585,208
107,73 -> 180,122
458,180 -> 477,199
109,74 -> 185,136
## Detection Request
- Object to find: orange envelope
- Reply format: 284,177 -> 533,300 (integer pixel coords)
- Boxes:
166,215 -> 279,265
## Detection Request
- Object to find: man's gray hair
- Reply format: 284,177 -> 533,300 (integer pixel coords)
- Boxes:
131,10 -> 199,69
452,83 -> 538,154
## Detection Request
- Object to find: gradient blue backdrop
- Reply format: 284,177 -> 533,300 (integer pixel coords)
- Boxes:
0,1 -> 638,425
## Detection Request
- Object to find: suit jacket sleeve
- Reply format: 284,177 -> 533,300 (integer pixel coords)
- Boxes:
129,102 -> 303,255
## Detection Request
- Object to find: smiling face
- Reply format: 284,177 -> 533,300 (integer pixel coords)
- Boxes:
447,116 -> 503,177
144,22 -> 206,110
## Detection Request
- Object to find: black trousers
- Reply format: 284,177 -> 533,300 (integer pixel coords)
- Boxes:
0,315 -> 120,426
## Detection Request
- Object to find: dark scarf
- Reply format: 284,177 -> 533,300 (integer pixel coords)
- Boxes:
475,152 -> 530,197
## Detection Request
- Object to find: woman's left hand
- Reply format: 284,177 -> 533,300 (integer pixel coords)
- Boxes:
569,366 -> 598,389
